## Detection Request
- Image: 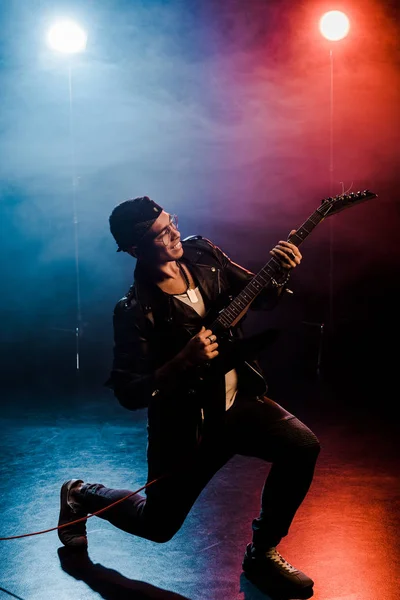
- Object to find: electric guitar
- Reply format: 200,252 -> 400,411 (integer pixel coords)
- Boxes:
187,189 -> 377,392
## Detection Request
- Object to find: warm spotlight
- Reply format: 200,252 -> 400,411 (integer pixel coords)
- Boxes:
46,20 -> 87,53
319,11 -> 350,41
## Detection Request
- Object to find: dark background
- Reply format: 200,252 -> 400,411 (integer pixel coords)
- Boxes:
0,0 -> 399,411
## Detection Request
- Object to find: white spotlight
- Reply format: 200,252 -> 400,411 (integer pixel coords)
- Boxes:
47,20 -> 87,54
319,11 -> 350,42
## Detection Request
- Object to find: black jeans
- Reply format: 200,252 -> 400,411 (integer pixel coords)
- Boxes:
77,394 -> 320,549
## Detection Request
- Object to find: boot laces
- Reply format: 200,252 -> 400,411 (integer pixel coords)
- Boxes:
265,548 -> 298,574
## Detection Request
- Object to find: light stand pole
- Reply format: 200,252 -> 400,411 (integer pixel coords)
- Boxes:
46,19 -> 87,372
319,10 -> 350,333
303,11 -> 350,376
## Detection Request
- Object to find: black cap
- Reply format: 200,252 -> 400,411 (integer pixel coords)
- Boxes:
109,196 -> 163,252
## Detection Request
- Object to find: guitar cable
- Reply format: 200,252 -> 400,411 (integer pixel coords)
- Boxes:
0,473 -> 168,541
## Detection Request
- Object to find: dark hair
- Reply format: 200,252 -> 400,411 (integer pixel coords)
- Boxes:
109,196 -> 163,252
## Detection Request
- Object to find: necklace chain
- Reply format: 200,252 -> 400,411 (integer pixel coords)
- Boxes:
177,261 -> 198,303
177,261 -> 191,291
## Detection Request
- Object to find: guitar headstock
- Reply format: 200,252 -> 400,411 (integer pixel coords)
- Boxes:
319,189 -> 377,218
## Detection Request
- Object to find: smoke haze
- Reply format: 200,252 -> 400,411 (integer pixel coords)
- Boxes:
0,0 -> 399,390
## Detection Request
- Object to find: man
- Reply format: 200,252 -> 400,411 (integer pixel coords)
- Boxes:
58,196 -> 320,599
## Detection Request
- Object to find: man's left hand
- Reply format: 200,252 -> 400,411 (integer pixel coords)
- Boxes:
269,229 -> 302,270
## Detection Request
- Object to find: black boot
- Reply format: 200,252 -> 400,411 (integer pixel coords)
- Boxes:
242,543 -> 314,598
58,479 -> 88,549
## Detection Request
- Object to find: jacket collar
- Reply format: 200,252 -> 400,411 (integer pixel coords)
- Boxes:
133,241 -> 221,317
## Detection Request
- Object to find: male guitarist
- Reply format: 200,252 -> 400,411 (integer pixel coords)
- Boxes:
58,195 -> 320,599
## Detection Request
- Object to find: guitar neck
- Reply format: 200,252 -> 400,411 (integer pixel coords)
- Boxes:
212,208 -> 326,331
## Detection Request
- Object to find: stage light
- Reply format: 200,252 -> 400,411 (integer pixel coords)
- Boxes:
46,19 -> 87,54
46,19 -> 87,369
319,11 -> 350,41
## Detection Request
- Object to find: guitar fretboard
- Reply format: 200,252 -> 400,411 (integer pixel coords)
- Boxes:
211,207 -> 327,331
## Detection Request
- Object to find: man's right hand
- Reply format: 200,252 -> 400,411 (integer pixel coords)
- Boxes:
181,326 -> 219,365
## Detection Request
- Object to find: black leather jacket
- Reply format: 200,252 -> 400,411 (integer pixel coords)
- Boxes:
105,236 -> 289,415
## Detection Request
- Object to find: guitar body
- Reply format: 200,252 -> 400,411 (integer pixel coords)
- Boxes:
182,292 -> 280,398
187,335 -> 270,401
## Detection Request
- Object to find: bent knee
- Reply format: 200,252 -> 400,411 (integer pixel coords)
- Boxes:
295,435 -> 321,466
280,424 -> 321,462
145,516 -> 182,544
304,436 -> 321,457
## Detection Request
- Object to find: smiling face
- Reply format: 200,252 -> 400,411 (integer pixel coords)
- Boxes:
134,210 -> 183,264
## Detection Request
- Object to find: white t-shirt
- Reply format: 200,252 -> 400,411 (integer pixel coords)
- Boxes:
174,286 -> 238,411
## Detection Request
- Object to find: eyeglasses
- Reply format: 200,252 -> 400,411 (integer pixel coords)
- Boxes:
154,214 -> 179,246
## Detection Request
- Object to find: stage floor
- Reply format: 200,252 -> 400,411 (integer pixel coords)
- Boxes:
0,370 -> 398,600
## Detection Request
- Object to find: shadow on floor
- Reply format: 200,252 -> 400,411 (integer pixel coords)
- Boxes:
57,546 -> 191,599
239,573 -> 313,600
57,547 -> 314,600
